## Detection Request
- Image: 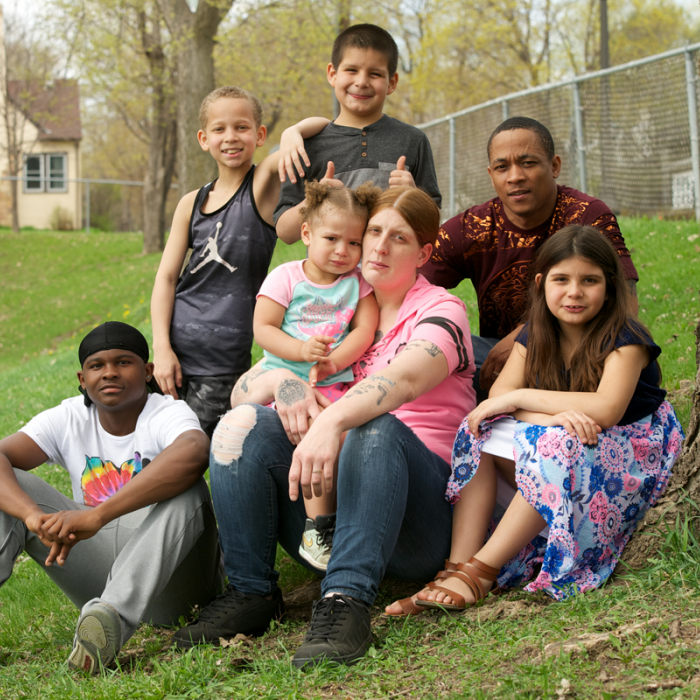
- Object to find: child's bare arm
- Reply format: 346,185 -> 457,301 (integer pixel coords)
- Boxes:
469,344 -> 649,437
254,296 -> 334,364
277,117 -> 331,183
310,293 -> 379,387
150,191 -> 196,398
254,118 -> 331,227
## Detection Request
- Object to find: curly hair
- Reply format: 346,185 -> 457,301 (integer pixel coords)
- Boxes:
300,181 -> 381,226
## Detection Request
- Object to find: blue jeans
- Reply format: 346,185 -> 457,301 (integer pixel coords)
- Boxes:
210,405 -> 453,605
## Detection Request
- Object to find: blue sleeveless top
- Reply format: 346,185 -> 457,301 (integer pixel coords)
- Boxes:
170,166 -> 277,376
516,322 -> 666,426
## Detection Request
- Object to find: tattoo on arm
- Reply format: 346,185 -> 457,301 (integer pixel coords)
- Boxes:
277,379 -> 307,405
235,366 -> 269,397
400,340 -> 444,358
345,374 -> 396,406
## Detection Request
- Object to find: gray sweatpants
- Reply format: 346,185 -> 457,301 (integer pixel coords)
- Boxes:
0,470 -> 224,645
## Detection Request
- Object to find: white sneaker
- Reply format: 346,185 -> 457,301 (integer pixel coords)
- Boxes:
298,515 -> 335,571
68,601 -> 123,675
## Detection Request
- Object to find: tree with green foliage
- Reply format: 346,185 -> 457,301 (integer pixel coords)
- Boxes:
54,0 -> 177,252
158,0 -> 235,196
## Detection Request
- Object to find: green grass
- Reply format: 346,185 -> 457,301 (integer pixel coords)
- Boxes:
0,218 -> 698,698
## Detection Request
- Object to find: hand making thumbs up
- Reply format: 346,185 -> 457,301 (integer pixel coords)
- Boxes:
319,161 -> 345,189
389,156 -> 416,188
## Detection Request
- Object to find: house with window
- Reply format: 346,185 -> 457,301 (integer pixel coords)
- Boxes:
0,78 -> 82,230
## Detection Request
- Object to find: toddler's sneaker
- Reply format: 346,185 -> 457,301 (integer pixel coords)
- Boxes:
68,601 -> 123,675
298,514 -> 336,571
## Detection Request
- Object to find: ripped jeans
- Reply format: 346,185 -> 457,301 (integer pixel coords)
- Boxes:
209,404 -> 454,605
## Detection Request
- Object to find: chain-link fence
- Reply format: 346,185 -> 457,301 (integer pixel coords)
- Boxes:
420,43 -> 700,222
0,175 -> 180,233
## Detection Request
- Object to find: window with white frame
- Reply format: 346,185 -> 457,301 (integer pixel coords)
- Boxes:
23,153 -> 68,193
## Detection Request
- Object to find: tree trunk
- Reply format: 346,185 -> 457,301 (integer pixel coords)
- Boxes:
160,0 -> 235,196
141,9 -> 178,254
9,171 -> 19,233
142,112 -> 176,253
619,309 -> 700,570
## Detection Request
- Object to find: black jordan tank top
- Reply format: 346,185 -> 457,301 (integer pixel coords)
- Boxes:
170,166 -> 277,375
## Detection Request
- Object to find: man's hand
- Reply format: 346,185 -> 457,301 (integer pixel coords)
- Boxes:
39,509 -> 103,547
274,377 -> 331,445
389,156 -> 416,188
320,161 -> 345,189
25,511 -> 79,567
300,336 -> 334,364
480,333 -> 518,391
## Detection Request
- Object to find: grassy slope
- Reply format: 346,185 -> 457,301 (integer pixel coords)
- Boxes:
0,218 -> 698,698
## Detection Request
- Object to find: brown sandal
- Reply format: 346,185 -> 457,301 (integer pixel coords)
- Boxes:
382,560 -> 459,617
415,556 -> 501,610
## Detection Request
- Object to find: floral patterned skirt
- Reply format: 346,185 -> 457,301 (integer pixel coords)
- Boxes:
446,401 -> 684,600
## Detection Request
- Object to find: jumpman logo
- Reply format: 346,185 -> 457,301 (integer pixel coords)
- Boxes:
190,222 -> 237,274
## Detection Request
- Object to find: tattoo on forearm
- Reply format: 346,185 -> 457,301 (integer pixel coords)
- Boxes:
278,379 -> 306,405
236,366 -> 269,396
345,374 -> 396,406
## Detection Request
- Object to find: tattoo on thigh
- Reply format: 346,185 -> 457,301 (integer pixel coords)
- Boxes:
278,379 -> 306,405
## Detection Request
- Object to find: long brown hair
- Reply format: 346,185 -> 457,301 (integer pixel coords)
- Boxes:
525,225 -> 645,392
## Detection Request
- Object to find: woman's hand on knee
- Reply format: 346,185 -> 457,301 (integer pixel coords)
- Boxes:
288,419 -> 341,501
549,411 -> 602,445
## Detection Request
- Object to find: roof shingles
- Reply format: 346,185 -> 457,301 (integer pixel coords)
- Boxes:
7,78 -> 81,141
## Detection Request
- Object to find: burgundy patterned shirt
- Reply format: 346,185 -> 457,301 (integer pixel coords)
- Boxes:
422,185 -> 638,340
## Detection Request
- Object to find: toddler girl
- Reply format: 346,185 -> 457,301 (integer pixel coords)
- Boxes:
254,181 -> 379,570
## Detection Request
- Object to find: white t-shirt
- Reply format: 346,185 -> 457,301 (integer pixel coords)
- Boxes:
20,394 -> 203,507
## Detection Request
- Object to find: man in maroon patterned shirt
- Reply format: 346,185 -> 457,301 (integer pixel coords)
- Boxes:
421,116 -> 638,398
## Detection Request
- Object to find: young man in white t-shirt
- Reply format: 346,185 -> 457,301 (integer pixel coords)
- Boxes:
0,322 -> 223,674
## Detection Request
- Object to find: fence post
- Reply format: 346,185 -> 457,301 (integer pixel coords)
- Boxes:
86,181 -> 91,235
572,82 -> 587,194
685,48 -> 700,222
449,116 -> 456,218
502,100 -> 509,121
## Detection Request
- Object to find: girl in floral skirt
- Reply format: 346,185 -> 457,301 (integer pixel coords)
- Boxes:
388,224 -> 684,614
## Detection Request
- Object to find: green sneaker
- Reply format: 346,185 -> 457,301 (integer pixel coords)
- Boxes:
298,514 -> 335,571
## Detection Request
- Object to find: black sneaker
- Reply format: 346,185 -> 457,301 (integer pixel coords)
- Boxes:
292,594 -> 372,668
172,585 -> 284,648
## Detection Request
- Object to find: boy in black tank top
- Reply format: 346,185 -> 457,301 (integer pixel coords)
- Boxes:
151,86 -> 329,436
